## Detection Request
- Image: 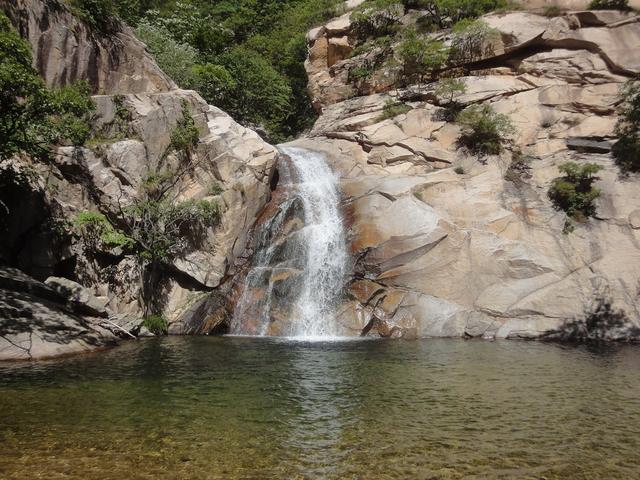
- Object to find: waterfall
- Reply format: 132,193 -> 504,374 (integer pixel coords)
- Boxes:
231,147 -> 348,338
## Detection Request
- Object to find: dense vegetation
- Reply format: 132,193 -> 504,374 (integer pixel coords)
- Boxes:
0,11 -> 95,161
612,78 -> 640,173
66,0 -> 342,141
548,162 -> 602,232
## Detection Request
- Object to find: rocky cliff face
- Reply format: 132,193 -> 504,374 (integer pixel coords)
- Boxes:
0,0 -> 175,94
1,0 -> 278,358
290,2 -> 640,339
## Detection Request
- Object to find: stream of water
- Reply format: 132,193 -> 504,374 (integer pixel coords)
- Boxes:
232,147 -> 347,338
1,337 -> 639,479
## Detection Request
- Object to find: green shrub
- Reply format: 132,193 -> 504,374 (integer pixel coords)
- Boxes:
612,78 -> 640,173
548,162 -> 603,224
73,211 -> 134,250
349,64 -> 373,83
209,183 -> 224,196
449,19 -> 500,65
135,20 -> 199,87
351,0 -> 404,38
187,63 -> 236,106
435,77 -> 467,113
589,0 -> 630,10
378,100 -> 412,120
0,13 -> 95,161
69,0 -> 119,32
402,0 -> 507,28
142,314 -> 168,335
170,101 -> 199,155
543,5 -> 564,16
455,104 -> 515,155
396,28 -> 449,84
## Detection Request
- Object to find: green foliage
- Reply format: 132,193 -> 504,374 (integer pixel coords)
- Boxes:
589,0 -> 630,10
69,0 -> 119,32
142,314 -> 168,335
0,12 -> 96,161
379,100 -> 412,120
548,162 -> 603,224
135,19 -> 198,86
543,5 -> 565,16
435,77 -> 467,105
209,183 -> 224,196
73,211 -> 134,250
351,0 -> 404,38
125,0 -> 341,140
401,0 -> 506,28
187,64 -> 235,106
396,28 -> 448,84
612,78 -> 640,173
455,104 -> 515,155
449,19 -> 499,65
169,101 -> 199,155
214,48 -> 292,140
125,198 -> 220,262
349,65 -> 374,82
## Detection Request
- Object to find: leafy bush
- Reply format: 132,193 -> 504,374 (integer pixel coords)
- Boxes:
449,19 -> 499,66
187,64 -> 236,106
169,101 -> 200,156
142,314 -> 168,335
214,48 -> 292,141
396,28 -> 449,84
351,0 -> 404,38
455,104 -> 515,155
589,0 -> 630,10
401,0 -> 507,28
543,5 -> 564,16
612,78 -> 640,173
69,0 -> 119,32
435,77 -> 467,105
0,12 -> 95,161
379,100 -> 412,120
73,211 -> 134,251
349,65 -> 373,83
548,162 -> 603,224
135,20 -> 199,87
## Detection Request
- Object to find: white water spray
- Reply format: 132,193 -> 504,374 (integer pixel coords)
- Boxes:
231,147 -> 348,338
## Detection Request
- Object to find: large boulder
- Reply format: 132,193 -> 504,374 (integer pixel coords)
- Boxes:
0,268 -> 118,361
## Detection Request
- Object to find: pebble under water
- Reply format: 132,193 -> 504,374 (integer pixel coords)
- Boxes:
1,337 -> 640,479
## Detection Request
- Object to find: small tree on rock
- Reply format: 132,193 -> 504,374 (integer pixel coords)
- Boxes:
455,103 -> 515,155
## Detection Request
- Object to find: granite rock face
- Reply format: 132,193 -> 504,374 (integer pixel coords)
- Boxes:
0,0 -> 175,94
290,4 -> 640,339
0,0 -> 279,351
0,268 -> 118,361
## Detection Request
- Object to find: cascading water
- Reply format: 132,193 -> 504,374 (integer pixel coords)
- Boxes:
231,147 -> 348,338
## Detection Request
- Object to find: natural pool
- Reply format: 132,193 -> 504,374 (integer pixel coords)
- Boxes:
1,337 -> 639,479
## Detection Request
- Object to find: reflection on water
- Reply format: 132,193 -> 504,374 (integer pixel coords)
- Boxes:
1,337 -> 640,479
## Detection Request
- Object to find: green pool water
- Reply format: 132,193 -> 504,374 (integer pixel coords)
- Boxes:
1,337 -> 639,479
